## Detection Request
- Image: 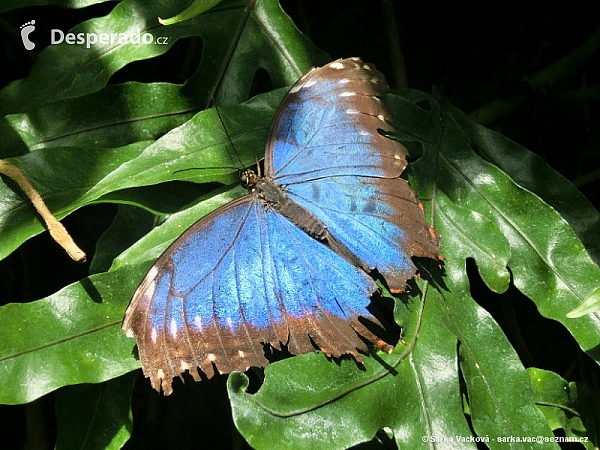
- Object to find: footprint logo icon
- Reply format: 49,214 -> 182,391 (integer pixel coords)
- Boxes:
20,20 -> 36,50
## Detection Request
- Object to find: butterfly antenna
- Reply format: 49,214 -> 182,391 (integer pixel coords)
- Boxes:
204,0 -> 257,109
202,0 -> 257,174
255,151 -> 262,177
171,106 -> 246,179
214,105 -> 247,172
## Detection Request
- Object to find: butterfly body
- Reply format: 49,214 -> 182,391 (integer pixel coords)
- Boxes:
245,170 -> 346,252
123,58 -> 440,394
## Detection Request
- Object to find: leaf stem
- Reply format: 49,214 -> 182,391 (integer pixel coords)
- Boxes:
535,400 -> 581,417
381,0 -> 408,89
0,159 -> 86,263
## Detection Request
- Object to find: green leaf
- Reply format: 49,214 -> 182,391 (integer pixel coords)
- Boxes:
430,193 -> 558,447
390,90 -> 600,361
2,0 -> 179,114
0,0 -> 325,116
436,258 -> 556,449
158,0 -> 223,25
567,287 -> 600,318
2,82 -> 198,152
0,266 -> 140,405
230,277 -> 556,449
55,373 -> 136,450
435,192 -> 510,294
0,91 -> 279,262
528,368 -> 599,450
467,117 -> 600,263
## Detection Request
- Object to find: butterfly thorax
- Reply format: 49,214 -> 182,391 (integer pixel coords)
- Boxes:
241,169 -> 329,242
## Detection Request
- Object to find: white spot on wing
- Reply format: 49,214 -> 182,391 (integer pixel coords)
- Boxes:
181,361 -> 191,371
346,109 -> 359,115
304,78 -> 317,88
377,114 -> 386,121
125,328 -> 135,338
339,91 -> 356,97
329,62 -> 345,70
227,317 -> 234,329
291,77 -> 317,93
238,350 -> 245,358
151,327 -> 158,343
394,154 -> 402,160
157,369 -> 165,379
359,130 -> 370,136
194,315 -> 202,331
147,266 -> 159,281
134,268 -> 158,303
170,318 -> 177,339
207,353 -> 216,362
338,78 -> 350,85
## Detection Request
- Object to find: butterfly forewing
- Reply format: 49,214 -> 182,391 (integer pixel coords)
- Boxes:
123,193 -> 381,394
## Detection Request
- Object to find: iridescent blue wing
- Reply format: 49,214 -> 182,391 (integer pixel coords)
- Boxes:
265,57 -> 439,292
122,195 -> 379,394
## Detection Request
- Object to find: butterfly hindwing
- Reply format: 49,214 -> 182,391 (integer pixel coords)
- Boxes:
266,57 -> 439,292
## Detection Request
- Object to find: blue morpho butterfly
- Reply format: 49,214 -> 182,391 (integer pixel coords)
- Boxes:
122,57 -> 440,394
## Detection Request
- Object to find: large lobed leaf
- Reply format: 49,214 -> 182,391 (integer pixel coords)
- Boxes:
229,287 -> 476,450
0,0 -> 324,118
227,92 -> 600,448
394,91 -> 600,355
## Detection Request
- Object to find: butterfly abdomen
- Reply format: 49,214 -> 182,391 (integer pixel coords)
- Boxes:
255,176 -> 371,273
256,177 -> 328,240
